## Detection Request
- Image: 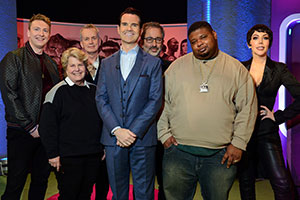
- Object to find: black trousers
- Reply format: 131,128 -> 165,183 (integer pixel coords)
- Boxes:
56,153 -> 100,200
155,141 -> 166,200
1,128 -> 50,200
238,132 -> 297,200
95,151 -> 109,200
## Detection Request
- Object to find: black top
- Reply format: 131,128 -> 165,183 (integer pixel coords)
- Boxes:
161,58 -> 172,73
39,78 -> 102,159
242,57 -> 300,137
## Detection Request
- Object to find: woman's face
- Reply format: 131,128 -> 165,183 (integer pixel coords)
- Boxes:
249,31 -> 270,57
65,56 -> 86,86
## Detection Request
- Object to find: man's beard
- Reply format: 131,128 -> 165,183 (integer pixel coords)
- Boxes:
149,46 -> 161,56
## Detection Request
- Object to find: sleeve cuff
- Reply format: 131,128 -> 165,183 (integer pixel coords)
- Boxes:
111,126 -> 121,135
231,137 -> 248,151
274,110 -> 285,125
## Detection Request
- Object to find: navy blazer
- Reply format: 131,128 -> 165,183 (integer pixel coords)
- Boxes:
243,57 -> 300,136
96,47 -> 163,146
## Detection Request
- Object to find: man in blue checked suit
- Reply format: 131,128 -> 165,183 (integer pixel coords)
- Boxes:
95,7 -> 162,200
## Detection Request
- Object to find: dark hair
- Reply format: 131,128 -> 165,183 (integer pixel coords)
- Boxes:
180,39 -> 187,55
247,24 -> 273,48
188,21 -> 213,37
119,7 -> 142,26
167,37 -> 178,48
141,22 -> 165,40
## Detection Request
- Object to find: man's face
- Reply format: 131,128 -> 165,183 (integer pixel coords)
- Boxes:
188,27 -> 218,60
118,14 -> 140,45
142,27 -> 163,57
27,20 -> 50,52
80,28 -> 100,54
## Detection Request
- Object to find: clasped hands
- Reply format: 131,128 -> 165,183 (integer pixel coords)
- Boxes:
114,128 -> 136,147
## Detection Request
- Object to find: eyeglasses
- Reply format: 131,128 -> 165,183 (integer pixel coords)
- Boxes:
144,37 -> 163,43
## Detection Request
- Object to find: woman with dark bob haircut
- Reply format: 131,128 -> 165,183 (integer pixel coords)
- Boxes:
238,24 -> 299,199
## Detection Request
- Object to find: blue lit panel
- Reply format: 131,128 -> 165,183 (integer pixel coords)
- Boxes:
0,0 -> 17,157
188,0 -> 271,61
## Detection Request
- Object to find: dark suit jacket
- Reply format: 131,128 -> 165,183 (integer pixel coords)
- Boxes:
96,47 -> 163,146
243,57 -> 300,136
85,56 -> 102,85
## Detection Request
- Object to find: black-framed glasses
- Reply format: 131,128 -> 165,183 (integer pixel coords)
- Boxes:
144,37 -> 163,43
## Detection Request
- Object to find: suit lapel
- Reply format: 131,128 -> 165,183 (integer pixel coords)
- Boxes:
127,48 -> 145,98
94,58 -> 102,84
258,57 -> 276,91
243,57 -> 276,92
110,51 -> 121,98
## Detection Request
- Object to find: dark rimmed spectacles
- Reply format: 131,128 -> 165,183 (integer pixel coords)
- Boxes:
144,37 -> 163,43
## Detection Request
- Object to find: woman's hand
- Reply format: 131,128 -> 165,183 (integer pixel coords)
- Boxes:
260,105 -> 275,121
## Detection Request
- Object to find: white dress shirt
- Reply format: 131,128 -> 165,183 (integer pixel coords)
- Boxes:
120,45 -> 139,80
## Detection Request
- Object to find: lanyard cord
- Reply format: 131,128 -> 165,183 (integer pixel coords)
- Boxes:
198,58 -> 217,84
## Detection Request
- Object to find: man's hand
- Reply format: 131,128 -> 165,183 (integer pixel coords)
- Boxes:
163,136 -> 178,149
221,144 -> 242,168
30,125 -> 40,138
114,128 -> 136,147
49,156 -> 61,172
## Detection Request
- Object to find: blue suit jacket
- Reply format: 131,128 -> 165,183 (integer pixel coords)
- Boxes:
96,47 -> 162,146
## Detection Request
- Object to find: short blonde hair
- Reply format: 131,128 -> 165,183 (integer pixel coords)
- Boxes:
61,47 -> 88,76
80,24 -> 100,41
28,14 -> 51,32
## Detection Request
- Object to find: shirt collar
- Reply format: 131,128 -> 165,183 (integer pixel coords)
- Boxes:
193,50 -> 219,64
92,56 -> 100,69
120,45 -> 139,55
65,77 -> 90,88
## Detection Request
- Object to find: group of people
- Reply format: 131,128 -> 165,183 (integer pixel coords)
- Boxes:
0,6 -> 299,200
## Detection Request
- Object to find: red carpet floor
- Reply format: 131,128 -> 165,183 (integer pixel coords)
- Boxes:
47,184 -> 159,200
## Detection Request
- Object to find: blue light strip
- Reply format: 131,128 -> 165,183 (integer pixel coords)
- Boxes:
206,0 -> 211,23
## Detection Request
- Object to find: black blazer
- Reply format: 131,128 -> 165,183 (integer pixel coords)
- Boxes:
85,56 -> 103,85
242,57 -> 300,136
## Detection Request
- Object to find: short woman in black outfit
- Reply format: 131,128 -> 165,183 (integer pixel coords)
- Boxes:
39,47 -> 102,200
